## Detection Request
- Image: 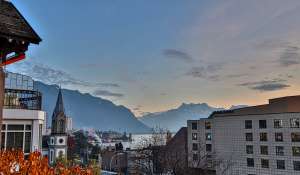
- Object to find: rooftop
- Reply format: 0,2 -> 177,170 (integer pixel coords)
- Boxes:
0,0 -> 41,44
210,95 -> 300,118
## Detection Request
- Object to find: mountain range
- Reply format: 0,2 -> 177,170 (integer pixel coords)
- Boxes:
139,104 -> 249,132
139,103 -> 222,132
35,81 -> 247,133
35,81 -> 151,133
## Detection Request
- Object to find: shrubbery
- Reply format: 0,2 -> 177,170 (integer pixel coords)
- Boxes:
0,150 -> 96,175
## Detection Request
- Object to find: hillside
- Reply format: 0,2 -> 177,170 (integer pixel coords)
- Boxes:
35,81 -> 151,133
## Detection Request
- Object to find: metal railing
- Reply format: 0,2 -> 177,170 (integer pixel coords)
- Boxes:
3,89 -> 42,110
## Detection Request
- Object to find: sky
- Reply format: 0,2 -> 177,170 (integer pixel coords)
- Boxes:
8,0 -> 300,116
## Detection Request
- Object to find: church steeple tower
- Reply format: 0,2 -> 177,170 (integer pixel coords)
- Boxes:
51,88 -> 67,134
49,87 -> 68,164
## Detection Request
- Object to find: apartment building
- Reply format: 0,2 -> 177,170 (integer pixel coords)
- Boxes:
188,95 -> 300,175
1,72 -> 45,154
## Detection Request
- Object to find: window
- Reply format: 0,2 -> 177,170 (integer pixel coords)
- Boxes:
277,160 -> 285,170
2,124 -> 33,154
59,150 -> 64,157
274,119 -> 283,128
7,125 -> 24,130
245,120 -> 252,129
193,154 -> 198,161
291,118 -> 300,128
192,133 -> 197,140
206,144 -> 212,152
259,120 -> 267,129
260,146 -> 268,155
275,133 -> 283,142
261,159 -> 269,168
206,133 -> 212,141
246,145 -> 253,154
192,143 -> 198,151
1,133 -> 5,149
192,122 -> 197,130
39,124 -> 43,149
247,158 -> 254,167
24,132 -> 31,153
291,132 -> 300,142
6,132 -> 24,150
59,120 -> 65,133
2,124 -> 5,130
59,138 -> 64,144
205,122 -> 211,129
293,147 -> 300,156
260,133 -> 268,141
294,161 -> 300,171
246,133 -> 253,141
25,125 -> 32,131
276,146 -> 284,156
50,150 -> 54,163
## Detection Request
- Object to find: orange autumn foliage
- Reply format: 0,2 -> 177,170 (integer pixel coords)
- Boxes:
0,150 -> 94,175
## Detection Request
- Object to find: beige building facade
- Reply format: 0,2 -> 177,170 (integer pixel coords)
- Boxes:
188,96 -> 300,175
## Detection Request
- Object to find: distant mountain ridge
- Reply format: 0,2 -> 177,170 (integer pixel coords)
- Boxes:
139,103 -> 248,132
139,103 -> 224,132
35,81 -> 151,133
35,81 -> 248,133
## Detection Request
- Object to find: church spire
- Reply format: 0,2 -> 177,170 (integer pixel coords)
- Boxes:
51,87 -> 67,134
52,87 -> 65,119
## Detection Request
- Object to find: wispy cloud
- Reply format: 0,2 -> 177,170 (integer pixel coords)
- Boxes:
185,63 -> 222,81
160,92 -> 167,96
29,64 -> 89,86
163,49 -> 193,62
251,83 -> 290,91
93,89 -> 124,97
186,67 -> 205,78
278,45 -> 300,67
238,79 -> 290,92
14,62 -> 120,88
95,83 -> 120,88
226,73 -> 249,79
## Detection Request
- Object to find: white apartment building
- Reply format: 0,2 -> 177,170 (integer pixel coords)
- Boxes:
188,96 -> 300,175
1,72 -> 45,154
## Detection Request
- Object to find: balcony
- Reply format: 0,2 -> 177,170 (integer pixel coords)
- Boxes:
4,89 -> 42,110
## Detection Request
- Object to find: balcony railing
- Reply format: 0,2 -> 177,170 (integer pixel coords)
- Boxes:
4,89 -> 42,110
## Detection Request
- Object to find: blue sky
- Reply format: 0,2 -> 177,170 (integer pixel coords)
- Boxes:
8,0 -> 300,116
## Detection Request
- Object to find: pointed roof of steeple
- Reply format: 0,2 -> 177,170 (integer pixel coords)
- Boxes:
52,87 -> 65,118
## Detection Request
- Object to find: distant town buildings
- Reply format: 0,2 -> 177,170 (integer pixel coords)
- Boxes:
2,72 -> 45,154
188,95 -> 300,175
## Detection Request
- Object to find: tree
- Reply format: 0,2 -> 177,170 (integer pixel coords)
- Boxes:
187,142 -> 233,175
0,150 -> 95,175
129,127 -> 168,175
